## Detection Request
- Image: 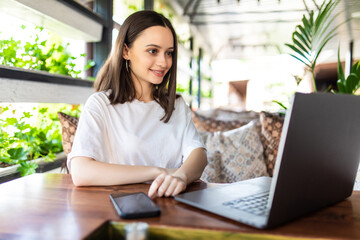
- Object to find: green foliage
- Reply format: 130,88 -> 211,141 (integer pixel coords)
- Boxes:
0,104 -> 81,176
0,25 -> 94,78
0,25 -> 88,177
285,0 -> 343,91
176,83 -> 212,98
336,47 -> 360,94
176,83 -> 187,93
0,107 -> 61,176
272,100 -> 288,110
18,160 -> 38,176
120,0 -> 143,16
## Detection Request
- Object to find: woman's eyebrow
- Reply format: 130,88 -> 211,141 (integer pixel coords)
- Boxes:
145,44 -> 174,50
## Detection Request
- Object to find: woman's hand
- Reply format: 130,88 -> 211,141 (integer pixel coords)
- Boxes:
148,172 -> 187,199
148,148 -> 207,198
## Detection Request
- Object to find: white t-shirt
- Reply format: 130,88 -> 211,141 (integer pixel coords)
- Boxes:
67,91 -> 205,171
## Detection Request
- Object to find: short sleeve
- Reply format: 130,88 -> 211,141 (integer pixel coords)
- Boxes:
67,93 -> 111,171
180,99 -> 206,162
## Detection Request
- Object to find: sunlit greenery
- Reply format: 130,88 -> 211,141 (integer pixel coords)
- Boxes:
0,25 -> 94,78
0,104 -> 81,176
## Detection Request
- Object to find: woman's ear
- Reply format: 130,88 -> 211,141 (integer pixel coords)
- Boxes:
123,44 -> 130,60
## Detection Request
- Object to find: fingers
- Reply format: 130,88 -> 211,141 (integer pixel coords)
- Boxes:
157,175 -> 172,197
164,179 -> 178,197
148,174 -> 186,199
158,176 -> 185,197
172,182 -> 186,196
148,173 -> 165,199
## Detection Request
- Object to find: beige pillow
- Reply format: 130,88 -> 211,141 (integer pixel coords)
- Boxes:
200,120 -> 268,183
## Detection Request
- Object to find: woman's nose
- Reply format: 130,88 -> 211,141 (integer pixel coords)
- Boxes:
156,55 -> 168,68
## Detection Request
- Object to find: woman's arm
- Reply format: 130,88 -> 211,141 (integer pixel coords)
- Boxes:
70,156 -> 166,186
148,147 -> 207,198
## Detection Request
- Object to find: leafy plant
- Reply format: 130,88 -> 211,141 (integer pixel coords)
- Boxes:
285,0 -> 343,92
0,25 -> 88,177
0,104 -> 81,176
0,107 -> 63,176
0,25 -> 95,78
272,100 -> 288,110
336,47 -> 360,94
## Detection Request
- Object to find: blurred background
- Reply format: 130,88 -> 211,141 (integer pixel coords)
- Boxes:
2,0 -> 359,111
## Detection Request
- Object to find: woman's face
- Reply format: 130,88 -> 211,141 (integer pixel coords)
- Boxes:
124,26 -> 174,91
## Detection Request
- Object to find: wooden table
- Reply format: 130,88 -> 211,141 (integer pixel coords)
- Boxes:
0,173 -> 359,239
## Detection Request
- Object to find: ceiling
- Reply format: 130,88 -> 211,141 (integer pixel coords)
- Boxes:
169,0 -> 360,62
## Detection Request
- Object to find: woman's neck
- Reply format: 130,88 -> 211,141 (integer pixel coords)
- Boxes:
131,75 -> 154,103
136,93 -> 153,103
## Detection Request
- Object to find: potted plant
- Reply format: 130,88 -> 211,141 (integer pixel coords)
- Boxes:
336,47 -> 360,94
285,0 -> 344,92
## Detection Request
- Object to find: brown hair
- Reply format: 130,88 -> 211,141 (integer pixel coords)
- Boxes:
94,10 -> 178,123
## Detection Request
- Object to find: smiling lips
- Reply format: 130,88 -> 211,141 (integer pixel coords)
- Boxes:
150,69 -> 165,77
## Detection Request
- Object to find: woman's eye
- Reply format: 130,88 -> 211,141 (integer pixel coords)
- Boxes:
148,49 -> 157,54
166,51 -> 173,56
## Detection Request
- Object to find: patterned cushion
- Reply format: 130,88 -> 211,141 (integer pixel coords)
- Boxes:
57,112 -> 79,156
192,110 -> 258,132
259,111 -> 284,176
200,120 -> 268,183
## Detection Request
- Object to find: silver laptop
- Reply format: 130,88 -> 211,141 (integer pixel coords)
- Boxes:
175,92 -> 360,229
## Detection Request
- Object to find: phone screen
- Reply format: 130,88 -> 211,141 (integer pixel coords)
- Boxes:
110,192 -> 161,219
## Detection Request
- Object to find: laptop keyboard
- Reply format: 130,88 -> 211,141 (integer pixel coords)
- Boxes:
222,192 -> 270,216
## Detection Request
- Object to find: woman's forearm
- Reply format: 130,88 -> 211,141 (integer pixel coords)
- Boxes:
70,156 -> 163,186
173,148 -> 207,184
70,148 -> 207,190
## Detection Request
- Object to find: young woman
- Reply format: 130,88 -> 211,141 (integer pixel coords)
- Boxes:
68,10 -> 207,198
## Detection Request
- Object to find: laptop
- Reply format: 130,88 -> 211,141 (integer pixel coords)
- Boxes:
175,92 -> 360,229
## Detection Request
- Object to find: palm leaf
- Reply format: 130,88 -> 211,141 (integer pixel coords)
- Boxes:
286,0 -> 343,91
288,53 -> 312,69
316,11 -> 342,40
272,100 -> 288,110
293,38 -> 311,56
314,0 -> 336,29
285,43 -> 311,63
311,33 -> 336,70
337,45 -> 345,82
301,14 -> 313,38
297,25 -> 311,44
294,31 -> 311,51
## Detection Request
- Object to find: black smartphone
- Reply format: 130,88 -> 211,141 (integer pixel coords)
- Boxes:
109,192 -> 161,219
